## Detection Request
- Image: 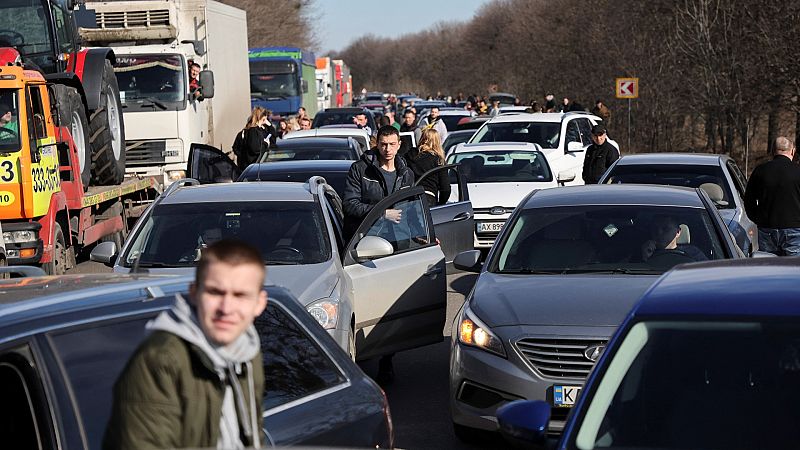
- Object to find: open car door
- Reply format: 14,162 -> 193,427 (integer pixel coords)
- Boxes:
187,143 -> 241,184
415,164 -> 473,265
343,186 -> 447,361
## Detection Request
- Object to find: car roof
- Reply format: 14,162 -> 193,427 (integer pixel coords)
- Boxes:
320,107 -> 369,113
275,137 -> 354,148
241,160 -> 353,176
452,142 -> 542,153
162,181 -> 314,204
522,184 -> 705,209
439,110 -> 473,116
487,112 -> 594,124
615,153 -> 726,166
633,259 -> 800,318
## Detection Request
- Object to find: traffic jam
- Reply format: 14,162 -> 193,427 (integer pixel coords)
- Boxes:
0,1 -> 798,449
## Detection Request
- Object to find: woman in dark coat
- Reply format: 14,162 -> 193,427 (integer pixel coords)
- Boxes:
234,107 -> 275,171
407,128 -> 451,208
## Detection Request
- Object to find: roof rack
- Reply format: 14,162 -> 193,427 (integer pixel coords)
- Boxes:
155,178 -> 200,205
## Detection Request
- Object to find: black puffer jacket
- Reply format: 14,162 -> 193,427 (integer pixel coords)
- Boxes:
582,140 -> 619,184
406,149 -> 451,206
343,149 -> 415,237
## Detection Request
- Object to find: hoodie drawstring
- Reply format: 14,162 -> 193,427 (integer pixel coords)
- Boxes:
226,363 -> 254,444
247,360 -> 261,448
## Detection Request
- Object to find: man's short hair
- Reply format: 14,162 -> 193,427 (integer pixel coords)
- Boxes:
300,117 -> 311,124
190,62 -> 201,70
196,239 -> 265,286
377,125 -> 400,140
404,110 -> 415,117
355,112 -> 366,118
774,136 -> 793,153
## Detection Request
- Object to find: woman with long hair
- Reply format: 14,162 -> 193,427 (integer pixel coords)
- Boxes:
233,107 -> 276,171
407,128 -> 451,207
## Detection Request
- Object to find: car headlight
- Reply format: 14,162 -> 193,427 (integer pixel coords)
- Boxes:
307,299 -> 339,330
166,170 -> 186,182
458,307 -> 506,357
3,230 -> 37,244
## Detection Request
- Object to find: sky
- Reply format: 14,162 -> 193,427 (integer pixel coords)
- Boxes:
314,0 -> 490,54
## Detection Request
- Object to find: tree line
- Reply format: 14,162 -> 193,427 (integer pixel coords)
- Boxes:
334,0 -> 800,169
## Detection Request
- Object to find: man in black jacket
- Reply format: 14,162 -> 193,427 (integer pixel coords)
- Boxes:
582,124 -> 619,184
744,136 -> 800,255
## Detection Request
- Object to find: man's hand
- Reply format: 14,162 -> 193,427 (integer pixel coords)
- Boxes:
641,240 -> 656,261
384,209 -> 402,223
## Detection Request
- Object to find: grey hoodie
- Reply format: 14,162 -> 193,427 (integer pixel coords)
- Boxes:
147,294 -> 262,450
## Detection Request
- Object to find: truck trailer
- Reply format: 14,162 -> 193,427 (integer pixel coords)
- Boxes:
80,0 -> 250,187
249,47 -> 318,117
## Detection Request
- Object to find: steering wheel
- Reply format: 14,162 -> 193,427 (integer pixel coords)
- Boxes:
0,30 -> 25,47
647,249 -> 696,268
265,245 -> 304,261
0,127 -> 17,140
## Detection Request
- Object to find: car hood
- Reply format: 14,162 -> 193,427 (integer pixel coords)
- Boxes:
265,262 -> 338,307
450,181 -> 558,208
470,272 -> 658,327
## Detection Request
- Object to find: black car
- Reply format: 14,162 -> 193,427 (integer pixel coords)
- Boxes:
0,273 -> 392,449
241,159 -> 353,196
312,107 -> 377,132
261,137 -> 361,162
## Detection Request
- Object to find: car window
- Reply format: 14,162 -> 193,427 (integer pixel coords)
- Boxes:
472,122 -> 561,149
447,150 -> 552,183
256,301 -> 346,411
492,205 -> 727,274
0,348 -> 54,449
726,160 -> 747,196
604,164 -> 735,209
576,119 -> 593,145
262,146 -> 356,162
49,315 -> 155,449
565,120 -> 582,146
122,201 -> 332,267
361,194 -> 432,254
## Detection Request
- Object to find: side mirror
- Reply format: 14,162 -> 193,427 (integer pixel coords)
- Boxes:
199,70 -> 215,98
302,79 -> 309,94
557,170 -> 576,185
90,241 -> 118,267
453,250 -> 482,273
354,236 -> 394,261
567,141 -> 584,153
496,400 -> 551,449
751,250 -> 778,258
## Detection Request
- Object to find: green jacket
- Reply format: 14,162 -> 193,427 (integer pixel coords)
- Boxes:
103,330 -> 265,449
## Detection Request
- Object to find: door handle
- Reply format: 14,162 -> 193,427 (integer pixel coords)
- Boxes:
425,266 -> 443,277
453,212 -> 472,222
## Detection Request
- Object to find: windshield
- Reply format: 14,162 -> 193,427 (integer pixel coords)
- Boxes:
492,205 -> 727,274
471,122 -> 561,149
573,320 -> 800,449
250,60 -> 300,99
604,164 -> 736,209
0,89 -> 21,152
114,54 -> 187,108
312,111 -> 375,131
122,201 -> 331,267
0,1 -> 52,57
447,150 -> 552,183
261,145 -> 356,162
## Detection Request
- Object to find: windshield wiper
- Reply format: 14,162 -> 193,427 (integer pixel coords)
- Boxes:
127,261 -> 193,269
128,96 -> 168,110
497,267 -> 566,274
559,268 -> 663,275
263,260 -> 301,265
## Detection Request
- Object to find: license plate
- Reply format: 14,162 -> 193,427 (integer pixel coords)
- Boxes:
553,385 -> 581,407
476,222 -> 504,233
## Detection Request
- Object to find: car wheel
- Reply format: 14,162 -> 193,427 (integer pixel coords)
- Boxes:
44,223 -> 67,275
0,256 -> 7,279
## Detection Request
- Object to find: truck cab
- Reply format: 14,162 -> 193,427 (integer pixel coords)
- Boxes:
249,47 -> 318,117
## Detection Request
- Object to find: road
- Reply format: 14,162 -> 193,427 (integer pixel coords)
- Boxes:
70,260 -> 505,449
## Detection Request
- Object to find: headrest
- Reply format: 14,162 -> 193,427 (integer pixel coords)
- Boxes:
699,183 -> 724,203
677,223 -> 690,245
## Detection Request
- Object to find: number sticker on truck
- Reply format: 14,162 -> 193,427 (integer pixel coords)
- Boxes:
0,191 -> 14,205
0,160 -> 15,182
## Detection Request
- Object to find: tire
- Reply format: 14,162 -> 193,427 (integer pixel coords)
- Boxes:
44,223 -> 67,275
0,256 -> 7,280
89,60 -> 126,185
53,85 -> 91,187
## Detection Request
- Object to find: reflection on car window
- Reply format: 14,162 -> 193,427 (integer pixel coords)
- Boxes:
364,195 -> 431,253
448,150 -> 552,183
123,202 -> 331,267
256,300 -> 345,411
473,122 -> 561,149
493,205 -> 726,274
261,146 -> 355,162
604,164 -> 735,209
0,88 -> 21,152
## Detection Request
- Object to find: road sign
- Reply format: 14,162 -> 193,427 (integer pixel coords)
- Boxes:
616,78 -> 639,99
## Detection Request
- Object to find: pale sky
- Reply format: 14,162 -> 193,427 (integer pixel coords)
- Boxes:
314,0 -> 490,54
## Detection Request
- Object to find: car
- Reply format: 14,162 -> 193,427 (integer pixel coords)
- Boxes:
420,109 -> 476,132
448,184 -> 746,439
488,92 -> 517,106
279,127 -> 370,154
364,92 -> 386,104
445,142 -> 562,249
456,115 -> 491,131
240,160 -> 353,196
599,153 -> 758,255
497,258 -> 800,449
262,137 -> 361,162
0,273 -> 393,448
443,129 -> 477,156
312,107 -> 377,132
468,112 -> 619,185
496,105 -> 534,115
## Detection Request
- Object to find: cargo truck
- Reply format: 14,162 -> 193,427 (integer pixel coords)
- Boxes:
316,57 -> 333,112
80,0 -> 250,187
249,47 -> 318,117
333,59 -> 353,107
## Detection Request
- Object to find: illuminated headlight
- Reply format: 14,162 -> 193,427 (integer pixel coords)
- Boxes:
166,170 -> 186,182
3,230 -> 37,244
458,307 -> 506,357
307,299 -> 339,330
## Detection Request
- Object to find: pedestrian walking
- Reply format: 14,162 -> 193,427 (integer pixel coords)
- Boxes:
582,124 -> 619,184
744,136 -> 800,256
591,99 -> 612,125
407,128 -> 451,207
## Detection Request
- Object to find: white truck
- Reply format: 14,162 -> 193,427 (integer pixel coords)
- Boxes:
80,0 -> 250,187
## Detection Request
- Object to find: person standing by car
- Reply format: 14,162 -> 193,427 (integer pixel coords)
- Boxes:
582,124 -> 619,184
354,112 -> 373,136
591,99 -> 612,126
744,136 -> 800,256
104,239 -> 268,450
421,106 -> 448,141
232,107 -> 275,171
408,128 -> 451,207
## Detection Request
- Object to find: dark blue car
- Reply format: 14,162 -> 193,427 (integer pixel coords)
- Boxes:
497,258 -> 800,449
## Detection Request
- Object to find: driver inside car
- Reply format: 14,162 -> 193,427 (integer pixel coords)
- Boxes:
641,215 -> 708,262
0,103 -> 18,140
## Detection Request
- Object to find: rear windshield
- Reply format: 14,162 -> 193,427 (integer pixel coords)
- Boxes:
472,122 -> 561,149
446,150 -> 552,183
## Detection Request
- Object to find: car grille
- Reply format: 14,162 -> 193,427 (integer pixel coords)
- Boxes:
96,9 -> 170,29
515,337 -> 607,379
473,207 -> 514,215
126,140 -> 166,166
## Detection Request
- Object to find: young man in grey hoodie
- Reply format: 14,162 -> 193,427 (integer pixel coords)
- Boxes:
104,239 -> 267,449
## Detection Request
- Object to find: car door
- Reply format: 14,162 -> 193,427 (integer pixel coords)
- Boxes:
561,119 -> 586,184
415,164 -> 473,265
343,186 -> 446,360
187,143 -> 241,184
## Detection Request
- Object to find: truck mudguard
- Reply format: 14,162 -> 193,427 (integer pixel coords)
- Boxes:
44,72 -> 90,113
72,48 -> 116,111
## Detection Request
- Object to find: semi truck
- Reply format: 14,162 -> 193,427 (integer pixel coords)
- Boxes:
316,57 -> 333,112
80,0 -> 250,187
249,47 -> 318,117
332,59 -> 353,108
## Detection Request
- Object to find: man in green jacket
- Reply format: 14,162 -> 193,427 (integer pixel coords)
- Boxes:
104,239 -> 268,449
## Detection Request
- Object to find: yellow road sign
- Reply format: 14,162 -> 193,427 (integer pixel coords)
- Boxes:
616,78 -> 639,99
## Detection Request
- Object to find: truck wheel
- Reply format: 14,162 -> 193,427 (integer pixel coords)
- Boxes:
45,223 -> 67,275
53,85 -> 91,187
0,256 -> 7,279
90,60 -> 126,186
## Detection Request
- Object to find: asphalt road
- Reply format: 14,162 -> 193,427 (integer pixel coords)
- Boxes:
70,260 -> 509,449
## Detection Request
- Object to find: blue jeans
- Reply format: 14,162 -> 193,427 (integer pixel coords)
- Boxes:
757,228 -> 800,256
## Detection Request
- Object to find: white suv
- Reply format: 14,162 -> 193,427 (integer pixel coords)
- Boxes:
468,112 -> 619,185
446,142 -> 561,249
